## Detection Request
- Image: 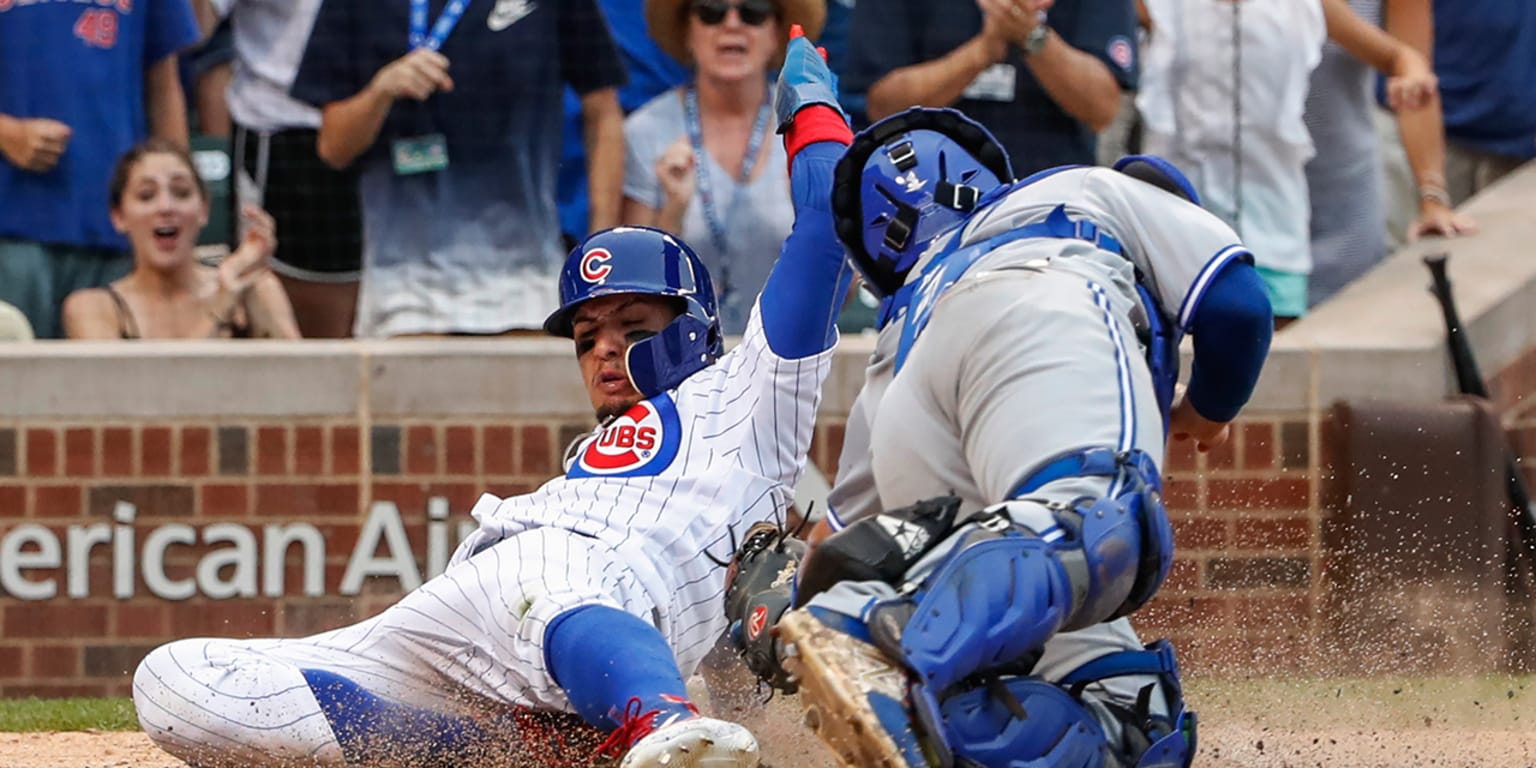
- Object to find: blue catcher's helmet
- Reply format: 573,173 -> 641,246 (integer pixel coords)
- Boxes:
831,107 -> 1014,298
544,226 -> 723,398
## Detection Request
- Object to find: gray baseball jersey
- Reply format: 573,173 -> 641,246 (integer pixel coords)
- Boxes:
818,165 -> 1248,732
134,306 -> 832,765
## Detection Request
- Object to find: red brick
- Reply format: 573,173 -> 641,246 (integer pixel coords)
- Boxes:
0,485 -> 26,517
177,602 -> 275,638
114,604 -> 167,637
1242,422 -> 1277,470
257,426 -> 289,476
1232,515 -> 1313,550
201,484 -> 250,518
444,426 -> 477,476
1165,435 -> 1198,472
819,422 -> 846,478
29,645 -> 80,678
3,605 -> 107,638
0,647 -> 21,678
484,425 -> 515,475
33,485 -> 82,518
518,425 -> 552,476
1162,558 -> 1202,591
373,482 -> 427,517
406,425 -> 439,475
1163,477 -> 1199,512
140,427 -> 172,476
180,426 -> 211,476
1171,515 -> 1227,550
331,425 -> 361,475
426,482 -> 478,514
1136,595 -> 1228,637
1207,477 -> 1311,511
1232,593 -> 1313,636
64,427 -> 96,477
286,426 -> 322,476
254,483 -> 359,518
482,482 -> 535,499
1203,432 -> 1237,472
26,428 -> 58,477
101,427 -> 133,476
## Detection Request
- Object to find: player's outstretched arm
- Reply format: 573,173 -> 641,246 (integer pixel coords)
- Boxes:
758,26 -> 856,359
1176,259 -> 1272,450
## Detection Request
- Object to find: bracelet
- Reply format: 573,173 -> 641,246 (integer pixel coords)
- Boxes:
1419,184 -> 1452,207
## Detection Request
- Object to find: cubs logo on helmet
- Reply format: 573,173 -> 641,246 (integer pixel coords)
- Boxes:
567,394 -> 683,478
579,247 -> 614,283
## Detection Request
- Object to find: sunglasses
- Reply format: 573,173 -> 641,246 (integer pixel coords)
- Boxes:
690,0 -> 775,27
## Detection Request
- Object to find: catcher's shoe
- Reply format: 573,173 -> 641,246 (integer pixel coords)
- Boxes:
600,696 -> 761,768
777,607 -> 935,768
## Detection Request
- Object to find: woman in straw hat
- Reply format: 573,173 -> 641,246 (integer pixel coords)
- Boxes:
621,0 -> 825,336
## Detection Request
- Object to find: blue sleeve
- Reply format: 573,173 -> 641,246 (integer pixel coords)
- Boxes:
759,141 -> 856,359
1184,258 -> 1272,423
1055,0 -> 1139,91
144,0 -> 201,66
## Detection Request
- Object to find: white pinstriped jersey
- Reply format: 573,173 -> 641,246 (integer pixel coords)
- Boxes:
467,304 -> 833,678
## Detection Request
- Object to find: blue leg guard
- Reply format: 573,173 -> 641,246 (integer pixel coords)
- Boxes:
302,668 -> 488,765
940,677 -> 1109,768
900,528 -> 1075,695
1060,640 -> 1196,768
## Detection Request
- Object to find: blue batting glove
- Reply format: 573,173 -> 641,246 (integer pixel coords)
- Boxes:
773,25 -> 845,133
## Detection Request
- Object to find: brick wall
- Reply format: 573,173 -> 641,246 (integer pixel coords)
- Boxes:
2,348 -> 1534,696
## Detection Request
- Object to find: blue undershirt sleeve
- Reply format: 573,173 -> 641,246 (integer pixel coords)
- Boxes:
1185,259 -> 1272,423
759,141 -> 856,359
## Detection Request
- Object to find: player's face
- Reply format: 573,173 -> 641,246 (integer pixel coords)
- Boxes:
571,294 -> 682,420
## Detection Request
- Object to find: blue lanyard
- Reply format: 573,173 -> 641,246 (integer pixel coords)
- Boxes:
682,87 -> 771,262
410,0 -> 470,51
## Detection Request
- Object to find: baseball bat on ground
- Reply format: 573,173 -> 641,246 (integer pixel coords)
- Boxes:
1423,252 -> 1536,566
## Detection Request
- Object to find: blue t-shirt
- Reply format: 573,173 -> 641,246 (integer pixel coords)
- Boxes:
0,0 -> 199,249
293,0 -> 626,335
1432,0 -> 1536,159
842,0 -> 1138,175
556,0 -> 688,241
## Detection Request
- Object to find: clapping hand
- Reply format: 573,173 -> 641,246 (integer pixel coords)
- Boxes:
210,206 -> 276,323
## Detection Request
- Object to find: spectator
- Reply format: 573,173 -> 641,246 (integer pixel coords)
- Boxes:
1383,0 -> 1535,220
1305,0 -> 1476,307
843,0 -> 1138,176
292,0 -> 626,338
622,0 -> 825,334
0,0 -> 200,338
62,140 -> 300,340
556,0 -> 691,251
190,0 -> 365,339
1136,0 -> 1436,323
181,19 -> 235,138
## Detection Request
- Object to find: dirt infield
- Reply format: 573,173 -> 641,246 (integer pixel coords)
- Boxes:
4,675 -> 1532,767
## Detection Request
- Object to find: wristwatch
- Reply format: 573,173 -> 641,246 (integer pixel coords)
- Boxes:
1023,16 -> 1050,56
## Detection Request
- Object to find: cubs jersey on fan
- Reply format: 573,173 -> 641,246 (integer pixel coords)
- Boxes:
469,306 -> 833,678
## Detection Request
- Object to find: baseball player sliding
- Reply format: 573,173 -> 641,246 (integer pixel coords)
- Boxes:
725,30 -> 1273,768
131,59 -> 858,765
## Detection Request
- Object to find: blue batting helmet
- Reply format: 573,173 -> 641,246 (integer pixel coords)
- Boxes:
544,226 -> 723,397
831,108 -> 1014,298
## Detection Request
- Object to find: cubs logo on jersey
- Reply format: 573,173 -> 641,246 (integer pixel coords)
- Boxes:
566,394 -> 682,478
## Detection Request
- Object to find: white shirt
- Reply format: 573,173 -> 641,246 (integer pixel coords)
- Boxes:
211,0 -> 326,131
1136,0 -> 1325,275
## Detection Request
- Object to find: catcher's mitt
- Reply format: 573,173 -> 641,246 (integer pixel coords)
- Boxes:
722,521 -> 805,693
